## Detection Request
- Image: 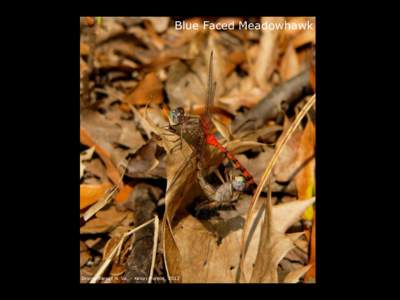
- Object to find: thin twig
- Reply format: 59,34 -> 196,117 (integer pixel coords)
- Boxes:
124,218 -> 156,237
238,94 -> 316,282
89,218 -> 156,284
148,214 -> 159,283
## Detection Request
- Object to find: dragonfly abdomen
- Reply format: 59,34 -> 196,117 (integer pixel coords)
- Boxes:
205,133 -> 255,188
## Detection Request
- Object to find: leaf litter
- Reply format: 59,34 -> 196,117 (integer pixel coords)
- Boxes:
80,16 -> 316,284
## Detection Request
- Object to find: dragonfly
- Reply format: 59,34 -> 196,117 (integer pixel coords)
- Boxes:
165,51 -> 256,202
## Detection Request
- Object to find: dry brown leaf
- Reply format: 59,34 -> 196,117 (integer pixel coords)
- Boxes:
80,41 -> 90,55
169,196 -> 314,283
84,158 -> 108,182
143,21 -> 166,51
143,17 -> 170,33
219,74 -> 268,110
244,198 -> 315,283
80,206 -> 128,234
239,96 -> 316,283
173,214 -> 242,283
236,148 -> 275,185
253,17 -> 284,89
295,120 -> 315,199
80,240 -> 88,252
283,264 -> 312,283
272,198 -> 315,234
103,236 -> 121,260
81,146 -> 96,161
80,183 -> 113,210
80,250 -> 92,268
95,17 -> 126,44
80,217 -> 116,234
280,42 -> 300,81
117,120 -> 146,151
304,210 -> 316,283
110,263 -> 126,277
224,50 -> 246,76
125,72 -> 164,105
80,57 -> 89,80
126,139 -> 166,179
273,127 -> 303,182
225,140 -> 267,157
166,60 -> 207,110
95,42 -> 140,70
292,30 -> 315,49
80,112 -> 122,186
80,146 -> 95,179
128,26 -> 161,51
84,237 -> 102,249
115,184 -> 134,203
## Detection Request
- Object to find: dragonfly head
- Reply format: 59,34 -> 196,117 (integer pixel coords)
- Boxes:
168,107 -> 185,126
232,175 -> 246,192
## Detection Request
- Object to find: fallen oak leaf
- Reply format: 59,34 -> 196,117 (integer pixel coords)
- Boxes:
238,95 -> 316,283
247,198 -> 315,283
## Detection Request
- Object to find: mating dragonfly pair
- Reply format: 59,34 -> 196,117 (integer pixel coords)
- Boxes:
164,51 -> 256,213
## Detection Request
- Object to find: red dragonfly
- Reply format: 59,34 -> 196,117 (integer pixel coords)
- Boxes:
166,51 -> 256,193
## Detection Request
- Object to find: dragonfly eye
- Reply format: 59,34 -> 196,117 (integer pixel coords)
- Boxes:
169,107 -> 185,125
232,176 -> 246,192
